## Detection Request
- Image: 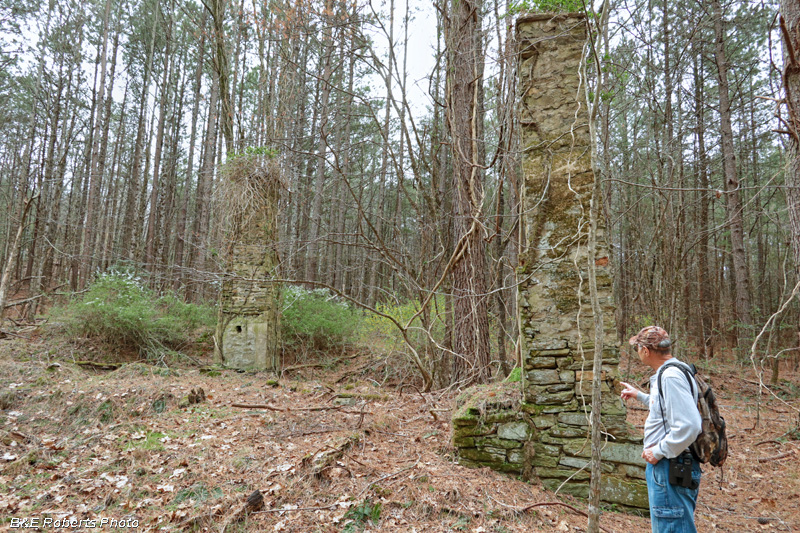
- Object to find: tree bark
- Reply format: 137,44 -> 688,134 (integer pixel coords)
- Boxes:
0,191 -> 40,316
445,0 -> 491,385
711,0 -> 752,345
780,0 -> 800,372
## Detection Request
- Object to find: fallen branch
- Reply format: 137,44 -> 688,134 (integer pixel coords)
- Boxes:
231,403 -> 284,412
755,440 -> 782,447
519,501 -> 613,533
4,292 -> 48,308
74,361 -> 122,371
757,450 -> 796,463
281,362 -> 329,372
0,329 -> 28,340
230,403 -> 371,415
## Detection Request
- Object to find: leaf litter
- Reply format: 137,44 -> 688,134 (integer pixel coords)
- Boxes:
0,339 -> 799,532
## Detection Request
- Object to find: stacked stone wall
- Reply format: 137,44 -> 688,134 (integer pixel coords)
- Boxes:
215,169 -> 281,371
452,12 -> 649,514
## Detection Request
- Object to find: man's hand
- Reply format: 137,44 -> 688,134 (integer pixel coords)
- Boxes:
619,382 -> 639,401
642,447 -> 659,465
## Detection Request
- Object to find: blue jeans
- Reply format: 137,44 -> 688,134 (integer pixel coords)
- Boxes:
645,457 -> 702,533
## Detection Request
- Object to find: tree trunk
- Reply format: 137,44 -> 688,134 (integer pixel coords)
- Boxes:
79,0 -> 113,288
711,0 -> 752,347
173,12 -> 207,293
0,191 -> 40,316
211,0 -> 234,152
306,0 -> 336,283
780,0 -> 800,373
446,0 -> 491,385
145,0 -> 175,274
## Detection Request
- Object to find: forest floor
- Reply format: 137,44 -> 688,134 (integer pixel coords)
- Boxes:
1,334 -> 799,532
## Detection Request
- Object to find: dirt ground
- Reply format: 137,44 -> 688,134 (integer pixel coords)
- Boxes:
0,335 -> 799,532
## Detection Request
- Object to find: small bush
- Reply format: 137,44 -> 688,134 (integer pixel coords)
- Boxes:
48,270 -> 216,360
281,285 -> 361,352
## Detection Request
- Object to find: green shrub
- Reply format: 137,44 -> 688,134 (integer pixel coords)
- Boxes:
281,285 -> 361,352
49,270 -> 216,359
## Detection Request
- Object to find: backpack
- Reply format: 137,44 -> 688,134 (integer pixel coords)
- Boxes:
657,361 -> 728,467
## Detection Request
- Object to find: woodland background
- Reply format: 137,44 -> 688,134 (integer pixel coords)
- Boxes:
0,0 -> 797,384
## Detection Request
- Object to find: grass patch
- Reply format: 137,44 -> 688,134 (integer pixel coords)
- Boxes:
124,431 -> 167,451
173,483 -> 223,506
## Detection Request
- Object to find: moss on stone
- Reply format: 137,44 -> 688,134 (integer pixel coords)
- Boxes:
459,447 -> 506,464
536,466 -> 590,481
474,437 -> 525,450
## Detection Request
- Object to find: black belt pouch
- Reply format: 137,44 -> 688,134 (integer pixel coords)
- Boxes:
668,451 -> 698,489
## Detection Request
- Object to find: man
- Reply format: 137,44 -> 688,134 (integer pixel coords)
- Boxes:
620,326 -> 703,533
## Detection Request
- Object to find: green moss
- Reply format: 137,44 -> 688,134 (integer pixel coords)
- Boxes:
520,402 -> 546,415
505,367 -> 522,382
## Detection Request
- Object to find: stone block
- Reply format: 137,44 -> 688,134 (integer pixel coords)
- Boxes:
529,442 -> 561,468
558,455 -> 613,473
475,436 -> 525,450
542,478 -> 586,497
575,380 -> 611,395
495,462 -> 524,473
527,369 -> 561,385
529,339 -> 569,351
541,400 -> 579,413
536,466 -> 591,481
599,399 -> 627,417
600,475 -> 650,509
482,411 -> 520,424
562,440 -> 647,467
556,356 -> 575,369
575,370 -> 606,381
453,436 -> 475,448
528,356 -> 557,369
452,423 -> 496,439
457,458 -> 483,469
600,415 -> 629,438
459,447 -> 506,464
508,448 -> 525,464
548,424 -> 587,439
557,412 -> 590,427
540,433 -> 583,446
531,415 -> 556,429
536,348 -> 571,356
616,463 -> 646,480
558,370 -> 575,383
540,475 -> 648,511
529,390 -> 574,405
498,421 -> 532,441
546,383 -> 574,393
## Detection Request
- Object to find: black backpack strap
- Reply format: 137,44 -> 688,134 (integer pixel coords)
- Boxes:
657,361 -> 696,401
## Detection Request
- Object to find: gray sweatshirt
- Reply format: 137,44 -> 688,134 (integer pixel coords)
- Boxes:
635,358 -> 702,461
